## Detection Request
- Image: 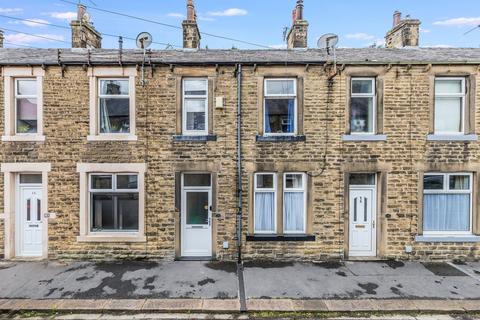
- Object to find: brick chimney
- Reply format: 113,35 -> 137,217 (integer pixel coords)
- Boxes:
182,0 -> 201,49
287,0 -> 309,49
70,4 -> 102,49
0,29 -> 4,48
385,11 -> 421,48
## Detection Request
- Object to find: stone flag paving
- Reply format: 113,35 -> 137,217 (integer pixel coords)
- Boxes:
0,260 -> 479,313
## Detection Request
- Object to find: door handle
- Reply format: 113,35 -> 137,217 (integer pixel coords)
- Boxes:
372,220 -> 375,228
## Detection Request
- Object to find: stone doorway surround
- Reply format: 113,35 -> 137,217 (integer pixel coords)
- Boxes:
0,162 -> 51,259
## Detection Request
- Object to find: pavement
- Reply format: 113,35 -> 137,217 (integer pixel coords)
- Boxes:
0,259 -> 479,315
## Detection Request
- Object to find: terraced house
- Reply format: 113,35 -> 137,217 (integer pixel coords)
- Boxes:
0,0 -> 480,262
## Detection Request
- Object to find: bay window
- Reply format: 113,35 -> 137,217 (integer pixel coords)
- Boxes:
264,79 -> 297,135
423,173 -> 472,235
183,78 -> 208,135
434,78 -> 466,134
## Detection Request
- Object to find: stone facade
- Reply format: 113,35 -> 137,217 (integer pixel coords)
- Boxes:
0,58 -> 479,262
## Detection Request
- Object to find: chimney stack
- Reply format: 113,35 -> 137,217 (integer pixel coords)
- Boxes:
182,0 -> 201,49
287,0 -> 309,49
70,4 -> 102,49
0,29 -> 4,48
385,11 -> 421,48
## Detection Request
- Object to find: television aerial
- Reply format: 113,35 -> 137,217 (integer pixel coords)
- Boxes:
318,33 -> 339,78
136,32 -> 153,50
317,33 -> 339,55
136,32 -> 153,86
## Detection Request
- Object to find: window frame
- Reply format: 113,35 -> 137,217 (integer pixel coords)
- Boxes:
434,77 -> 466,135
254,172 -> 277,234
423,172 -> 473,236
182,77 -> 209,136
88,173 -> 140,233
263,78 -> 298,136
96,77 -> 132,136
14,78 -> 39,136
350,77 -> 376,135
283,172 -> 307,234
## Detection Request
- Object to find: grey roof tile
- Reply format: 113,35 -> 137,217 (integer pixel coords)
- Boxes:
0,47 -> 480,65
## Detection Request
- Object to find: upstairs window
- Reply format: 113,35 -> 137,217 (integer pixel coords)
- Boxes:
89,173 -> 139,232
434,78 -> 466,134
98,79 -> 130,134
264,79 -> 297,135
15,78 -> 38,134
423,173 -> 472,235
350,78 -> 376,134
183,78 -> 208,135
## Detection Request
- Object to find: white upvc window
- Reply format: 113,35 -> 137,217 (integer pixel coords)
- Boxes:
254,173 -> 277,234
2,67 -> 45,142
15,78 -> 39,135
283,173 -> 306,234
434,77 -> 466,134
89,173 -> 139,232
264,78 -> 297,136
87,67 -> 137,141
350,77 -> 376,134
182,78 -> 208,135
98,79 -> 131,135
423,172 -> 473,236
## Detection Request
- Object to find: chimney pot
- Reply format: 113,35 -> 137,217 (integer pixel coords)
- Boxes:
296,0 -> 304,20
287,0 -> 308,49
71,5 -> 102,48
386,11 -> 420,48
77,4 -> 87,21
183,0 -> 201,49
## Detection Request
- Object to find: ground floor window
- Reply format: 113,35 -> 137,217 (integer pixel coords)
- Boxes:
423,173 -> 472,234
89,173 -> 139,232
254,172 -> 307,234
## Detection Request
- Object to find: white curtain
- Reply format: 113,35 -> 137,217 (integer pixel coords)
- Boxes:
284,192 -> 304,232
255,192 -> 275,232
423,194 -> 470,231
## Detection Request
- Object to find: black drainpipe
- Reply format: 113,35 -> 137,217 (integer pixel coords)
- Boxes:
236,64 -> 243,263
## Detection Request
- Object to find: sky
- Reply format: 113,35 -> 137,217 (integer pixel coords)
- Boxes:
0,0 -> 479,50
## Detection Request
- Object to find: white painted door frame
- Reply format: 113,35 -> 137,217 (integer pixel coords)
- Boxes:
348,183 -> 377,257
180,175 -> 213,258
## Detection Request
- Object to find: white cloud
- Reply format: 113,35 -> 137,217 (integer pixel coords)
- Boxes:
0,8 -> 23,13
345,33 -> 375,41
269,44 -> 287,49
49,11 -> 77,21
433,17 -> 480,27
426,44 -> 455,48
198,16 -> 215,22
420,28 -> 431,33
21,18 -> 50,27
207,8 -> 247,17
5,33 -> 65,44
167,12 -> 185,19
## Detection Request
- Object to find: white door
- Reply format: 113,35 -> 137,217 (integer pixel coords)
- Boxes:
181,188 -> 212,257
18,186 -> 43,257
349,188 -> 376,257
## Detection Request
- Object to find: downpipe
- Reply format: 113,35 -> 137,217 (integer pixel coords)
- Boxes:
236,64 -> 243,264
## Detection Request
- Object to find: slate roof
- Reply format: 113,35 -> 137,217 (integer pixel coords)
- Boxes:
1,47 -> 480,66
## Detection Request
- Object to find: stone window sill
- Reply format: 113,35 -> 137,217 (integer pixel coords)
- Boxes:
256,135 -> 306,143
87,135 -> 138,142
427,134 -> 478,142
172,135 -> 217,142
2,135 -> 46,142
246,234 -> 315,242
77,234 -> 146,243
415,235 -> 480,243
342,134 -> 387,142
